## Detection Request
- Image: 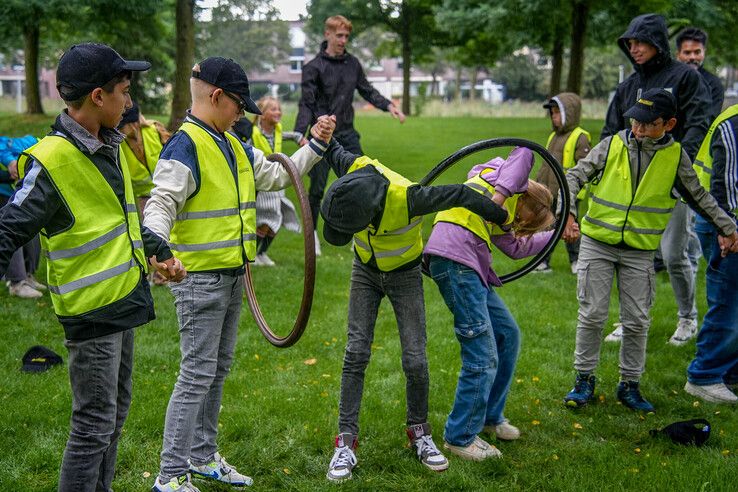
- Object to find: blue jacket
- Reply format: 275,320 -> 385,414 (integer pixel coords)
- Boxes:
0,135 -> 38,197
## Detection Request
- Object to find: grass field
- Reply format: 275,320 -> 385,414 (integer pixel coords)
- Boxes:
0,112 -> 735,491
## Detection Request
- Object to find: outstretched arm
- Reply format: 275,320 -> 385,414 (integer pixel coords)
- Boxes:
408,184 -> 508,224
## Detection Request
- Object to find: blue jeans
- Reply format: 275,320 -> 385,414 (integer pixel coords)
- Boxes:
428,256 -> 521,447
687,237 -> 738,385
694,214 -> 717,265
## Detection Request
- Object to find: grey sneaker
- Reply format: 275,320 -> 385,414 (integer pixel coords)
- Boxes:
8,280 -> 43,299
152,474 -> 201,492
326,433 -> 358,482
25,275 -> 47,291
443,436 -> 502,461
669,318 -> 698,346
189,453 -> 253,486
684,382 -> 738,404
483,419 -> 520,441
407,423 -> 449,471
605,323 -> 623,342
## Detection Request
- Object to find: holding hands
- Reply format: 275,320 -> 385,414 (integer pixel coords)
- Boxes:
310,115 -> 337,143
718,231 -> 738,257
148,255 -> 187,283
563,214 -> 580,243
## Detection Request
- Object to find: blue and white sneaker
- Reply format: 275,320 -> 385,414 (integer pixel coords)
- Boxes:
151,474 -> 200,492
189,453 -> 253,487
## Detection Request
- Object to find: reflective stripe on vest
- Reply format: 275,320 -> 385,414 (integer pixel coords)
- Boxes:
581,134 -> 680,250
694,104 -> 738,191
120,124 -> 163,198
25,135 -> 146,316
170,122 -> 256,270
347,156 -> 423,271
434,169 -> 519,252
251,122 -> 282,154
547,127 -> 591,200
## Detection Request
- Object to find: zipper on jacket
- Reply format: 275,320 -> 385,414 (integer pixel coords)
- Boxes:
620,137 -> 641,242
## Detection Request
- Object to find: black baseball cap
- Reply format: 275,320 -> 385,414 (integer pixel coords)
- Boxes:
192,57 -> 261,115
21,345 -> 63,373
624,88 -> 677,123
650,418 -> 711,446
320,167 -> 388,246
56,43 -> 151,101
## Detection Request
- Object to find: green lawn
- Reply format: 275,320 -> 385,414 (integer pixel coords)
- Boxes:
0,113 -> 735,491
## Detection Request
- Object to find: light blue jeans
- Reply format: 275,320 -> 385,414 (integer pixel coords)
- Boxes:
159,272 -> 243,481
428,256 -> 521,447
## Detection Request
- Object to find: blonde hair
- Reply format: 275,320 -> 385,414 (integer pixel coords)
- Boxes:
513,180 -> 555,236
325,15 -> 352,33
252,95 -> 280,125
190,64 -> 214,101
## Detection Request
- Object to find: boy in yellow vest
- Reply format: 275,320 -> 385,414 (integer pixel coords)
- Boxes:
561,88 -> 738,413
535,92 -> 591,274
143,57 -> 335,492
0,43 -> 185,491
318,141 -> 509,481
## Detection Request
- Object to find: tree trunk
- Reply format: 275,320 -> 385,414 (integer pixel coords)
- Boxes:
455,65 -> 462,102
549,36 -> 564,96
23,24 -> 44,114
168,0 -> 196,131
400,17 -> 412,116
566,0 -> 589,95
469,68 -> 478,101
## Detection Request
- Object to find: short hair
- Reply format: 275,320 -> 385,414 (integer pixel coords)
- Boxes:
190,65 -> 215,101
64,71 -> 131,110
324,15 -> 352,33
676,27 -> 708,50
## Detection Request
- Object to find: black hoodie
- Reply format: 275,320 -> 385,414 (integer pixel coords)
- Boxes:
294,41 -> 392,136
601,14 -> 711,160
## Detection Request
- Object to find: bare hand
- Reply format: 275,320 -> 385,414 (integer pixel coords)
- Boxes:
8,160 -> 18,181
562,214 -> 580,243
310,115 -> 336,142
718,231 -> 738,257
148,255 -> 187,282
299,137 -> 309,147
388,103 -> 406,124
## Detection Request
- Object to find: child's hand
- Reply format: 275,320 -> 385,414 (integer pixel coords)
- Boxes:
310,115 -> 336,142
149,255 -> 187,282
562,214 -> 580,243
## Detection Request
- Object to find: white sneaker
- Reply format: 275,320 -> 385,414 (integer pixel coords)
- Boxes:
570,261 -> 578,275
314,230 -> 322,256
189,453 -> 253,486
669,318 -> 698,346
407,423 -> 449,471
8,280 -> 43,299
253,253 -> 275,267
484,419 -> 520,441
443,436 -> 502,461
152,474 -> 201,492
326,433 -> 357,482
533,262 -> 552,273
26,275 -> 46,291
684,382 -> 738,404
604,323 -> 623,343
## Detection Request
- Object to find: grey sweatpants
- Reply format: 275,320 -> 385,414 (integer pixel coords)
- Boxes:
574,236 -> 656,380
660,200 -> 697,321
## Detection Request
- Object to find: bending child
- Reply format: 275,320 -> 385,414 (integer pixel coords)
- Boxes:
318,140 -> 509,481
424,147 -> 554,461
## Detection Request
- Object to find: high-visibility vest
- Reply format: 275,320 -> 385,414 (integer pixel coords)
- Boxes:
693,104 -> 738,191
434,169 -> 518,251
169,122 -> 256,271
120,124 -> 163,198
547,127 -> 591,200
22,135 -> 146,316
251,123 -> 282,154
348,156 -> 423,271
581,134 -> 681,250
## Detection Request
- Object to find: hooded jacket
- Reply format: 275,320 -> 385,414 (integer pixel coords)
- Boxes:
536,92 -> 591,199
294,41 -> 393,136
601,14 -> 711,161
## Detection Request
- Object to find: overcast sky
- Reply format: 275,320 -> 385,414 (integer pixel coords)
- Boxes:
199,0 -> 308,21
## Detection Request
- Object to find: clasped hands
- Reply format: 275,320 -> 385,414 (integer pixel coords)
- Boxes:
148,255 -> 187,283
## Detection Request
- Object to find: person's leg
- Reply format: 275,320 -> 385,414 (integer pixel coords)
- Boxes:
694,214 -> 716,265
308,160 -> 330,230
428,256 -> 495,447
158,273 -> 233,481
385,265 -> 428,427
190,274 -> 243,464
5,248 -> 27,283
338,260 -> 383,435
23,234 -> 41,277
335,129 -> 363,155
59,331 -> 128,492
662,201 -> 698,322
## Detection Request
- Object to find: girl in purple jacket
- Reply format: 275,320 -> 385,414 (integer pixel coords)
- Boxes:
423,147 -> 554,461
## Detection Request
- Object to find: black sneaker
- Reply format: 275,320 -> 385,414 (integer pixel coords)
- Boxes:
616,380 -> 655,413
564,373 -> 596,407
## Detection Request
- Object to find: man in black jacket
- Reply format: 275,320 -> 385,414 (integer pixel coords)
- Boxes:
676,27 -> 724,123
601,14 -> 711,347
295,14 -> 405,252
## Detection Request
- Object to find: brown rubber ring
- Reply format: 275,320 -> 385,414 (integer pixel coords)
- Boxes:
243,153 -> 315,347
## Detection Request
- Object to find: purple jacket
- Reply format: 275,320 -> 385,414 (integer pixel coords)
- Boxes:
424,147 -> 554,287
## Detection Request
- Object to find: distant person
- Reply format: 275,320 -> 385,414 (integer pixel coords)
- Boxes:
562,89 -> 737,413
535,92 -> 591,274
295,14 -> 406,254
676,27 -> 724,123
600,14 -> 712,347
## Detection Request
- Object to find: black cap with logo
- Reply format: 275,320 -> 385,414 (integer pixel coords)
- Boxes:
624,88 -> 677,123
192,57 -> 261,115
56,43 -> 151,101
21,345 -> 63,373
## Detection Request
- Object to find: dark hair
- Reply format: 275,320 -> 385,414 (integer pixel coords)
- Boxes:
676,28 -> 707,50
64,71 -> 131,109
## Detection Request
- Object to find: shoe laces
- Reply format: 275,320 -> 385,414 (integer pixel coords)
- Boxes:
329,446 -> 357,470
414,434 -> 442,459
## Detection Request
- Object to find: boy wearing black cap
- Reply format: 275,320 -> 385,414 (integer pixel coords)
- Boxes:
0,43 -> 185,491
317,142 -> 508,481
561,88 -> 738,413
143,57 -> 335,491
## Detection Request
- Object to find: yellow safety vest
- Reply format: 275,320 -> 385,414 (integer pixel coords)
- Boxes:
251,123 -> 282,154
22,136 -> 146,316
693,104 -> 738,191
547,127 -> 591,200
348,156 -> 423,271
581,134 -> 681,250
120,124 -> 163,198
169,122 -> 256,271
434,169 -> 518,252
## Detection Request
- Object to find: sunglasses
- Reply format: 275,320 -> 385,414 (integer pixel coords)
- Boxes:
211,90 -> 247,113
